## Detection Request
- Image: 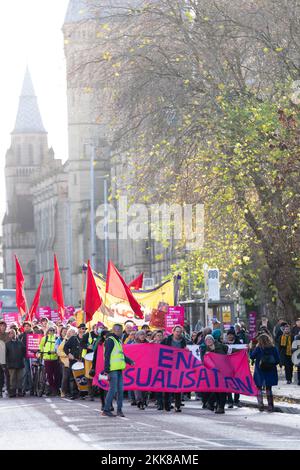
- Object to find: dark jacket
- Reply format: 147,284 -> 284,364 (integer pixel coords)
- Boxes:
161,334 -> 188,348
291,326 -> 300,342
250,346 -> 280,387
19,331 -> 33,349
201,341 -> 228,360
5,339 -> 26,369
104,334 -> 134,373
63,335 -> 86,361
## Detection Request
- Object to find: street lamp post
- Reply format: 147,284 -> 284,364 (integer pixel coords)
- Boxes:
96,175 -> 110,275
90,145 -> 96,269
203,263 -> 208,327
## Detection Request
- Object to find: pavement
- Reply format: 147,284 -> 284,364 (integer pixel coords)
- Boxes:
239,374 -> 300,414
1,395 -> 300,450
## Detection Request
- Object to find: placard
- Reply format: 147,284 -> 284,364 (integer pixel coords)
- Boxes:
2,312 -> 21,328
165,306 -> 185,334
26,334 -> 43,359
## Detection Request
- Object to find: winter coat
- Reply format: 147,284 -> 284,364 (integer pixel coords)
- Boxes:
5,339 -> 26,369
201,341 -> 229,360
161,334 -> 189,348
250,346 -> 279,387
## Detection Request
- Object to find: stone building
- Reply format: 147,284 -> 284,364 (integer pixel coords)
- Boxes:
2,68 -> 69,306
2,1 -> 183,307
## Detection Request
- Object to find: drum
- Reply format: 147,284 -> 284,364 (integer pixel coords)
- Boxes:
84,352 -> 94,378
292,340 -> 300,366
72,361 -> 88,391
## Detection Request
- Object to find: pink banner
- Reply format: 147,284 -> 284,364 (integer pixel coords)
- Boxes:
3,312 -> 21,327
165,306 -> 185,334
26,334 -> 43,359
93,343 -> 257,396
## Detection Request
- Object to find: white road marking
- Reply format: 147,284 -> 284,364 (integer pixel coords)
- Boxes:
79,433 -> 92,442
135,422 -> 157,428
50,404 -> 57,409
61,398 -> 73,403
62,417 -> 85,423
54,410 -> 63,415
0,404 -> 48,411
69,425 -> 80,432
78,404 -> 89,408
45,398 -> 52,403
163,430 -> 226,447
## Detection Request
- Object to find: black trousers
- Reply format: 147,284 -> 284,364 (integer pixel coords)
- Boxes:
284,356 -> 293,382
227,393 -> 240,404
0,365 -> 10,393
164,392 -> 181,410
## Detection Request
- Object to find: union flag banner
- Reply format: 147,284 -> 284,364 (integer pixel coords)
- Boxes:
90,271 -> 175,328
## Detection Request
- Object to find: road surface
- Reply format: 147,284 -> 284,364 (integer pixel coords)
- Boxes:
0,396 -> 300,450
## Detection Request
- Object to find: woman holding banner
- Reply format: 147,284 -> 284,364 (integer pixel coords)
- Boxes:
133,330 -> 149,410
201,334 -> 229,414
161,325 -> 190,412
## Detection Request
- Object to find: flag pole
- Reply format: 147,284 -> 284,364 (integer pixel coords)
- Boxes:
81,263 -> 88,324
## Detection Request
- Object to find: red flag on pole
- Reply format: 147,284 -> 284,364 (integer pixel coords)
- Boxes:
85,261 -> 102,323
128,273 -> 144,290
15,255 -> 28,317
106,261 -> 144,319
52,255 -> 65,320
26,277 -> 44,322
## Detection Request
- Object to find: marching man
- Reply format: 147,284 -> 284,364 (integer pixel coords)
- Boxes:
102,324 -> 135,418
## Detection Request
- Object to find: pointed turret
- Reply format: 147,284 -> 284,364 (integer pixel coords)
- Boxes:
12,67 -> 46,135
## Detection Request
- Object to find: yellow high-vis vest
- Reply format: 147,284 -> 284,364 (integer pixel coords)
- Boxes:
109,336 -> 126,371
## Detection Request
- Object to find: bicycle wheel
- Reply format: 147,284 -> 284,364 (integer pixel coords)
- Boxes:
37,366 -> 46,397
31,365 -> 38,396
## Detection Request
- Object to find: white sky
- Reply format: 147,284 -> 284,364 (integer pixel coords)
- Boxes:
0,0 -> 70,221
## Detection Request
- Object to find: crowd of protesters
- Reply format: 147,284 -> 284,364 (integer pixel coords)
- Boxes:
0,315 -> 300,415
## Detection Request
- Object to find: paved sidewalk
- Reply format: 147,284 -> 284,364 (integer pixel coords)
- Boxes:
240,376 -> 300,414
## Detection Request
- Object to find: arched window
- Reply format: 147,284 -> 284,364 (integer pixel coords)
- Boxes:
28,261 -> 36,289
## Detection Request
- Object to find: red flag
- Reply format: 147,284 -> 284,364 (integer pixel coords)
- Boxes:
85,261 -> 102,323
26,277 -> 44,322
106,261 -> 144,319
52,255 -> 65,320
128,273 -> 144,290
15,255 -> 28,317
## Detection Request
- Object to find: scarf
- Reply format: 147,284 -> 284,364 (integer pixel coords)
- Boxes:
281,334 -> 292,356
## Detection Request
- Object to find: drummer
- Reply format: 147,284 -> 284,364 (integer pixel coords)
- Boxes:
63,323 -> 88,400
81,324 -> 100,401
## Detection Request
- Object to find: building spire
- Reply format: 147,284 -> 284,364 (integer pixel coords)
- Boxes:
12,67 -> 46,135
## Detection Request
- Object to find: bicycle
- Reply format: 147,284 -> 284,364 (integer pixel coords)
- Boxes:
30,351 -> 48,397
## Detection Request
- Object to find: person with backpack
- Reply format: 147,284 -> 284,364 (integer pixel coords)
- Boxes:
250,333 -> 280,412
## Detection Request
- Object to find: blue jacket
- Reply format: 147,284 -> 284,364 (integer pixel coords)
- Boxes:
250,346 -> 280,387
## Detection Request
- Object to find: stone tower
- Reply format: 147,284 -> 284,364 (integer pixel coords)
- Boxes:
2,68 -> 50,304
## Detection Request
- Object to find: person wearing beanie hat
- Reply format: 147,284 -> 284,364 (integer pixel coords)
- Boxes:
201,334 -> 229,414
212,329 -> 222,342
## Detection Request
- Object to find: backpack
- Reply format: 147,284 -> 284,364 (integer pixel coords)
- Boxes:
259,350 -> 276,371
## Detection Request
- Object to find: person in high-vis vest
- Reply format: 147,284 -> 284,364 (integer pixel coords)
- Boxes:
102,324 -> 135,417
39,326 -> 60,396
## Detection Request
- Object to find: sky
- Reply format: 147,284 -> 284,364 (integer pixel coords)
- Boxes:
0,0 -> 70,221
